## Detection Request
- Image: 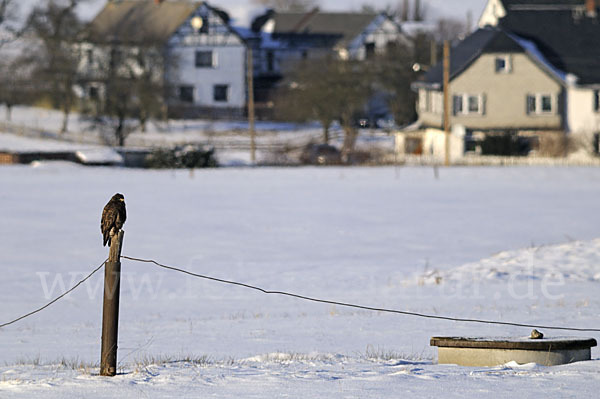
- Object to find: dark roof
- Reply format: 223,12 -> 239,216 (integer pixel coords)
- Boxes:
270,10 -> 380,48
419,27 -> 526,86
84,1 -> 202,44
498,5 -> 600,84
501,0 -> 584,7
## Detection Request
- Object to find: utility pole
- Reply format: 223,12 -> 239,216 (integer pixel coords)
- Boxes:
443,40 -> 451,167
100,230 -> 124,376
247,47 -> 256,163
430,39 -> 437,67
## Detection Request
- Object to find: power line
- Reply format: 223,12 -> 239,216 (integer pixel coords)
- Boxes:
0,259 -> 107,329
2,255 -> 599,333
122,255 -> 600,333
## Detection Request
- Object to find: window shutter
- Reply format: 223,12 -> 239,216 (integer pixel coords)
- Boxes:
526,94 -> 535,114
481,94 -> 487,115
453,95 -> 462,115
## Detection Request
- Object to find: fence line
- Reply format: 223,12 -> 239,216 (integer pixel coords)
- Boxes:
123,255 -> 600,332
1,255 -> 599,333
0,259 -> 107,329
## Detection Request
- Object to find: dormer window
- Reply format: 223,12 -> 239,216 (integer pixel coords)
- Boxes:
495,55 -> 511,73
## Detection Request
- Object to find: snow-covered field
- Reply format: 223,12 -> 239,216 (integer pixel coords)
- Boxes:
1,163 -> 600,397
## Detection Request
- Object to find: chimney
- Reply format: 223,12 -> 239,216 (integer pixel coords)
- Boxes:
586,0 -> 596,16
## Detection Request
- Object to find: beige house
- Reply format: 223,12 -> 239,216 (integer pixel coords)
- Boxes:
408,27 -> 568,158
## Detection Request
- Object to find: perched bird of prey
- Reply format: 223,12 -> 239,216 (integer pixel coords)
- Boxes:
101,193 -> 127,247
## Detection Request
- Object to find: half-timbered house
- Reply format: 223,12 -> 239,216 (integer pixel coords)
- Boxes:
80,0 -> 247,118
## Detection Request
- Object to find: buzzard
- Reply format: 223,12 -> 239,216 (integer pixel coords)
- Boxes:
101,193 -> 127,247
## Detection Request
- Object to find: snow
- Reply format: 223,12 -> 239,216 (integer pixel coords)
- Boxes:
0,106 -> 396,166
75,149 -> 123,165
0,164 -> 600,397
510,33 -> 568,82
0,131 -> 103,154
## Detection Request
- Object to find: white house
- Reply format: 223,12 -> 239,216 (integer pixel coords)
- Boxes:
244,9 -> 408,117
81,0 -> 248,119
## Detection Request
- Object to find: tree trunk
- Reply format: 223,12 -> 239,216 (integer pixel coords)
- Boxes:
322,122 -> 330,144
341,125 -> 359,163
61,108 -> 69,134
116,116 -> 125,147
6,104 -> 12,122
140,108 -> 148,133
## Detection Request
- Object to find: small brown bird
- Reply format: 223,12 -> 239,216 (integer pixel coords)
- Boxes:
101,193 -> 127,247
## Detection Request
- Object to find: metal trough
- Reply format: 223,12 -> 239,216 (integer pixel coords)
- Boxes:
431,336 -> 597,367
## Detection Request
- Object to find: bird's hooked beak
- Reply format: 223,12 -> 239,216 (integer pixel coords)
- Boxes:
120,198 -> 125,202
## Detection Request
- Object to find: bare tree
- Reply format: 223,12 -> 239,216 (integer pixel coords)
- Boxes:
82,44 -> 170,146
413,0 -> 428,21
0,0 -> 19,46
0,59 -> 33,121
24,0 -> 83,133
435,17 -> 467,42
401,0 -> 410,21
275,57 -> 371,160
371,41 -> 418,127
252,0 -> 316,12
360,4 -> 377,13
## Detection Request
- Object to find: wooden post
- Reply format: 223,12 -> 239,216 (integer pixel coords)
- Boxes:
247,47 -> 256,163
100,230 -> 124,376
430,39 -> 437,67
443,40 -> 451,167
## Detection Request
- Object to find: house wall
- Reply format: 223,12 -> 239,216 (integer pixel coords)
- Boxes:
167,4 -> 247,114
418,53 -> 563,130
347,17 -> 405,60
566,86 -> 600,134
78,3 -> 248,119
170,44 -> 246,109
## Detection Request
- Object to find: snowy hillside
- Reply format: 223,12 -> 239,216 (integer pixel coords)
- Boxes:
0,164 -> 599,397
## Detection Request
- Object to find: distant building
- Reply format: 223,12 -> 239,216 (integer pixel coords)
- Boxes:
246,9 -> 408,115
479,0 -> 600,149
405,0 -> 600,159
79,0 -> 248,119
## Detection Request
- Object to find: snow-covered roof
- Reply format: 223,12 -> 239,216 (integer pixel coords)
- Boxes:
75,149 -> 123,165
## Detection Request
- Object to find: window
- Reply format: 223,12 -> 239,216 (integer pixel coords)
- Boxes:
267,51 -> 275,72
179,86 -> 194,103
109,48 -> 122,69
200,16 -> 209,34
526,94 -> 554,114
195,50 -> 215,68
468,95 -> 480,113
419,90 -> 428,112
495,55 -> 511,73
594,90 -> 599,112
86,49 -> 94,65
453,94 -> 463,115
453,94 -> 485,115
89,86 -> 99,100
365,42 -> 376,59
213,84 -> 228,102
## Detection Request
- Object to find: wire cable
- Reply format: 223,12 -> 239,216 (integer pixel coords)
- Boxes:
122,255 -> 600,333
0,259 -> 107,329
